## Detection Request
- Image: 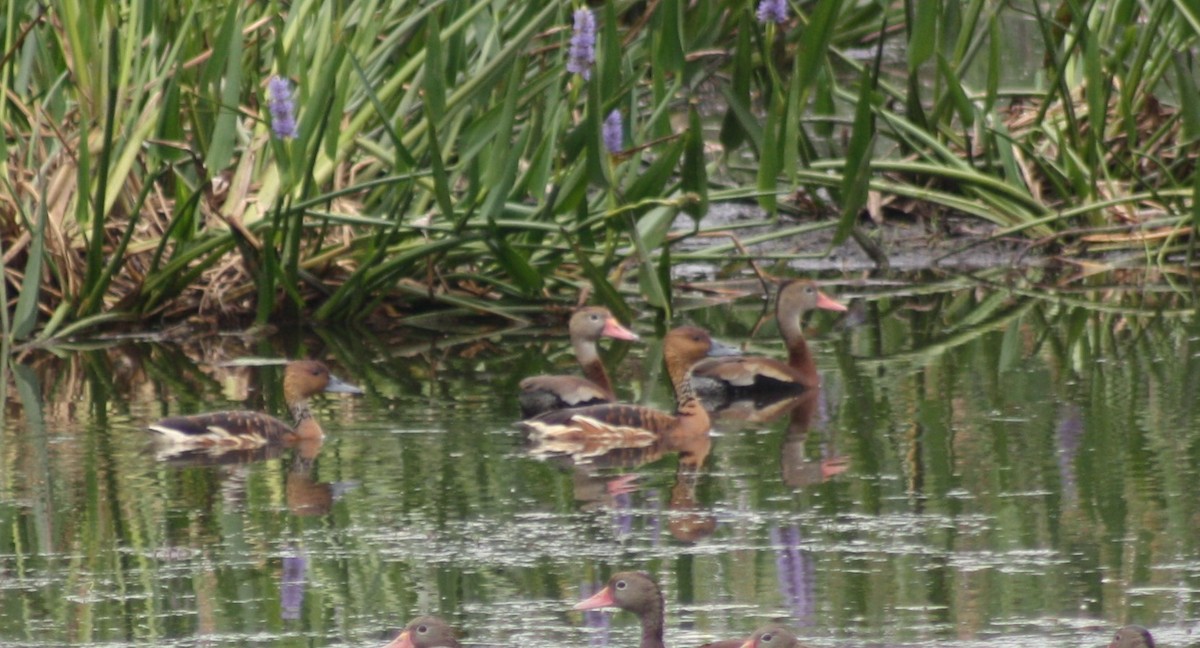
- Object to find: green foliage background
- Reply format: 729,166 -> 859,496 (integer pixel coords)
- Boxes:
1,0 -> 1197,341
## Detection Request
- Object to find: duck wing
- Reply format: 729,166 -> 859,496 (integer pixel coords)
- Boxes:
518,375 -> 611,417
148,411 -> 293,448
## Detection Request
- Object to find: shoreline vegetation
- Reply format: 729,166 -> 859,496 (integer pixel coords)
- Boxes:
1,1 -> 1197,343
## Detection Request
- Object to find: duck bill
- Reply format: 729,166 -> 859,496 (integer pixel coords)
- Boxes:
815,291 -> 848,312
574,585 -> 616,610
602,317 -> 640,341
738,640 -> 757,648
324,374 -> 364,395
383,630 -> 414,648
706,338 -> 742,358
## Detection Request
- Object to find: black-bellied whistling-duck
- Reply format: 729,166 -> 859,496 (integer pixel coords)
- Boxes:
148,360 -> 362,448
1109,625 -> 1155,648
692,280 -> 846,402
575,571 -> 667,648
520,307 -> 639,417
383,615 -> 461,648
575,571 -> 746,648
520,326 -> 738,446
736,625 -> 809,648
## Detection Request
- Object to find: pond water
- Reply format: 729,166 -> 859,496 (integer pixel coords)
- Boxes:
1,273 -> 1197,647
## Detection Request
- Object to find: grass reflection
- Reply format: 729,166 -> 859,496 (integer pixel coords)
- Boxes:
0,278 -> 1197,645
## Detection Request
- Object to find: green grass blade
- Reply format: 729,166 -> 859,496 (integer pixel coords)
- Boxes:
204,2 -> 242,177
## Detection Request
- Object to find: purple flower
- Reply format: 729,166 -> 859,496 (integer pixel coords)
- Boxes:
603,109 -> 623,153
757,0 -> 789,24
566,8 -> 596,79
268,75 -> 298,140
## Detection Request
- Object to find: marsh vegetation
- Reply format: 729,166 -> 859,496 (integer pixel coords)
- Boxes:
2,0 -> 1196,342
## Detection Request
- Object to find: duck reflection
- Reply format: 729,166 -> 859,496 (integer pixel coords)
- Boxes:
706,388 -> 848,490
286,453 -> 348,517
776,391 -> 849,489
529,425 -> 717,544
152,438 -> 353,517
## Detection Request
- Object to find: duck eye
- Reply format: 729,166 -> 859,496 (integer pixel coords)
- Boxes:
763,633 -> 773,642
417,625 -> 428,634
615,580 -> 627,590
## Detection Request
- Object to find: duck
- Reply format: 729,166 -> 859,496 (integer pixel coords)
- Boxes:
520,326 -> 739,446
519,306 -> 639,417
148,360 -> 362,448
736,625 -> 808,648
383,615 -> 461,648
575,571 -> 745,648
691,280 -> 846,403
1109,625 -> 1155,648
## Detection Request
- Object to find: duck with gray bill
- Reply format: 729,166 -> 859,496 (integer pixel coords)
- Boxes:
148,360 -> 362,448
521,327 -> 738,446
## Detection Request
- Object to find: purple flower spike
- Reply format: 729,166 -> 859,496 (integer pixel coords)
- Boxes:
566,8 -> 596,79
268,75 -> 298,140
757,0 -> 789,25
603,109 -> 623,153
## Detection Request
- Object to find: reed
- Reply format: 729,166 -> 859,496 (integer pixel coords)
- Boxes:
1,0 -> 1195,340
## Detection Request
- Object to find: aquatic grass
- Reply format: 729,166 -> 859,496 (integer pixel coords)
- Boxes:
1,0 -> 1197,341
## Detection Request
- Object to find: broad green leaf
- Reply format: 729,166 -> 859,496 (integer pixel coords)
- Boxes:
908,0 -> 939,71
424,12 -> 446,120
835,64 -> 876,246
719,13 -> 753,152
634,214 -> 671,314
12,201 -> 45,340
756,101 -> 780,214
600,2 -> 620,95
625,136 -> 685,204
794,0 -> 843,102
655,0 -> 685,75
681,106 -> 708,220
205,2 -> 242,177
1173,53 -> 1200,143
423,102 -> 457,229
566,220 -> 631,323
488,231 -> 543,295
936,54 -> 975,128
584,74 -> 609,189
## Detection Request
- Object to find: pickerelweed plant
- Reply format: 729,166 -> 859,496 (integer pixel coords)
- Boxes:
0,0 -> 1195,341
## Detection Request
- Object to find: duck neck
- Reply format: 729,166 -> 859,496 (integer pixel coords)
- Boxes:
668,365 -> 712,433
574,338 -> 614,398
778,304 -> 818,387
667,356 -> 699,411
638,590 -> 666,648
290,400 -> 324,441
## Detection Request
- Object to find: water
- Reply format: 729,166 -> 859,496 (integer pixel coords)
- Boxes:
1,278 -> 1197,647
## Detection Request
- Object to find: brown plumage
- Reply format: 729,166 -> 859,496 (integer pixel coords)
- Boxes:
692,280 -> 846,403
520,326 -> 738,444
575,571 -> 748,648
383,615 -> 461,648
575,571 -> 668,648
148,360 -> 362,448
1108,625 -> 1155,648
519,307 -> 639,417
736,625 -> 810,648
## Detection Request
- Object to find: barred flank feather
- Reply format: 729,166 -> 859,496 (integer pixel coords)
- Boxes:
147,411 -> 291,447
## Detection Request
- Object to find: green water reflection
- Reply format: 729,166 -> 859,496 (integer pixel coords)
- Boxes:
1,279 -> 1197,647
